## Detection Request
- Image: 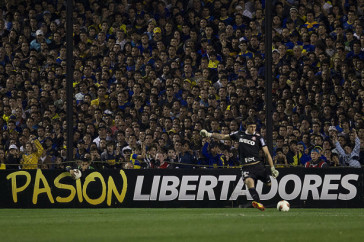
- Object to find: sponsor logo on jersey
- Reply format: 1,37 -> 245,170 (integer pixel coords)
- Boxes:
244,157 -> 255,163
239,138 -> 255,145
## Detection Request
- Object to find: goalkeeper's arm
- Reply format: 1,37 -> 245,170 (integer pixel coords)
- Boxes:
200,129 -> 231,140
262,146 -> 279,179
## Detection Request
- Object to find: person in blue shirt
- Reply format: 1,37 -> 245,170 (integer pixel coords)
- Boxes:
343,10 -> 356,30
30,29 -> 51,52
346,41 -> 364,60
304,11 -> 319,33
177,140 -> 196,169
201,140 -> 226,168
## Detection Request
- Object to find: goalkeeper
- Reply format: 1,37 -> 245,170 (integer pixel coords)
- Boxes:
200,117 -> 279,211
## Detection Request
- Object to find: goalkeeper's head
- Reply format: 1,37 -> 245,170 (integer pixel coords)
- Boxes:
245,117 -> 257,134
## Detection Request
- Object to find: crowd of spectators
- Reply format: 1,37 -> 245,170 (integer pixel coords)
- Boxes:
0,0 -> 364,170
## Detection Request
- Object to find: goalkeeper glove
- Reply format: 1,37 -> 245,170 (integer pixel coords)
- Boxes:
271,166 -> 279,179
200,129 -> 212,138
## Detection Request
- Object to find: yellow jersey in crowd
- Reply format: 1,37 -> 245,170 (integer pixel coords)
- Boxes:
21,140 -> 44,169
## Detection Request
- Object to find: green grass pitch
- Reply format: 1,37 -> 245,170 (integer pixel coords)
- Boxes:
1,208 -> 364,242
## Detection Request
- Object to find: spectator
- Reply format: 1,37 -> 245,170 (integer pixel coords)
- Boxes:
78,155 -> 95,172
101,142 -> 121,169
0,0 -> 363,169
0,149 -> 6,169
6,144 -> 21,169
128,144 -> 147,169
297,142 -> 311,165
323,149 -> 340,167
143,144 -> 158,168
177,140 -> 196,169
21,139 -> 44,169
305,147 -> 329,168
201,140 -> 225,168
286,140 -> 301,166
274,135 -> 285,156
90,146 -> 101,169
155,148 -> 171,169
30,29 -> 51,52
274,148 -> 288,168
332,130 -> 361,168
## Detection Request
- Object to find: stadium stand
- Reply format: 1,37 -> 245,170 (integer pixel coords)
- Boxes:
0,0 -> 363,169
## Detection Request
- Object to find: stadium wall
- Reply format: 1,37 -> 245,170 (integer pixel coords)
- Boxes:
0,168 -> 363,208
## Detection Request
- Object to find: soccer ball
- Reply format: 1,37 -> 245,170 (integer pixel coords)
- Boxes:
277,200 -> 290,212
72,169 -> 82,180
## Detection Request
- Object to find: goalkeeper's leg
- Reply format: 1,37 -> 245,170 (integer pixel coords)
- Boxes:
245,177 -> 265,211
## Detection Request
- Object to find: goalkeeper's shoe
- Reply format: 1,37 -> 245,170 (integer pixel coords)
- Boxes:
252,201 -> 265,211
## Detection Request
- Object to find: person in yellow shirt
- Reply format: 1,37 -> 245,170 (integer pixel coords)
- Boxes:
208,51 -> 220,69
0,149 -> 6,170
90,86 -> 109,107
130,145 -> 146,169
123,145 -> 146,169
21,139 -> 44,169
2,105 -> 12,123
